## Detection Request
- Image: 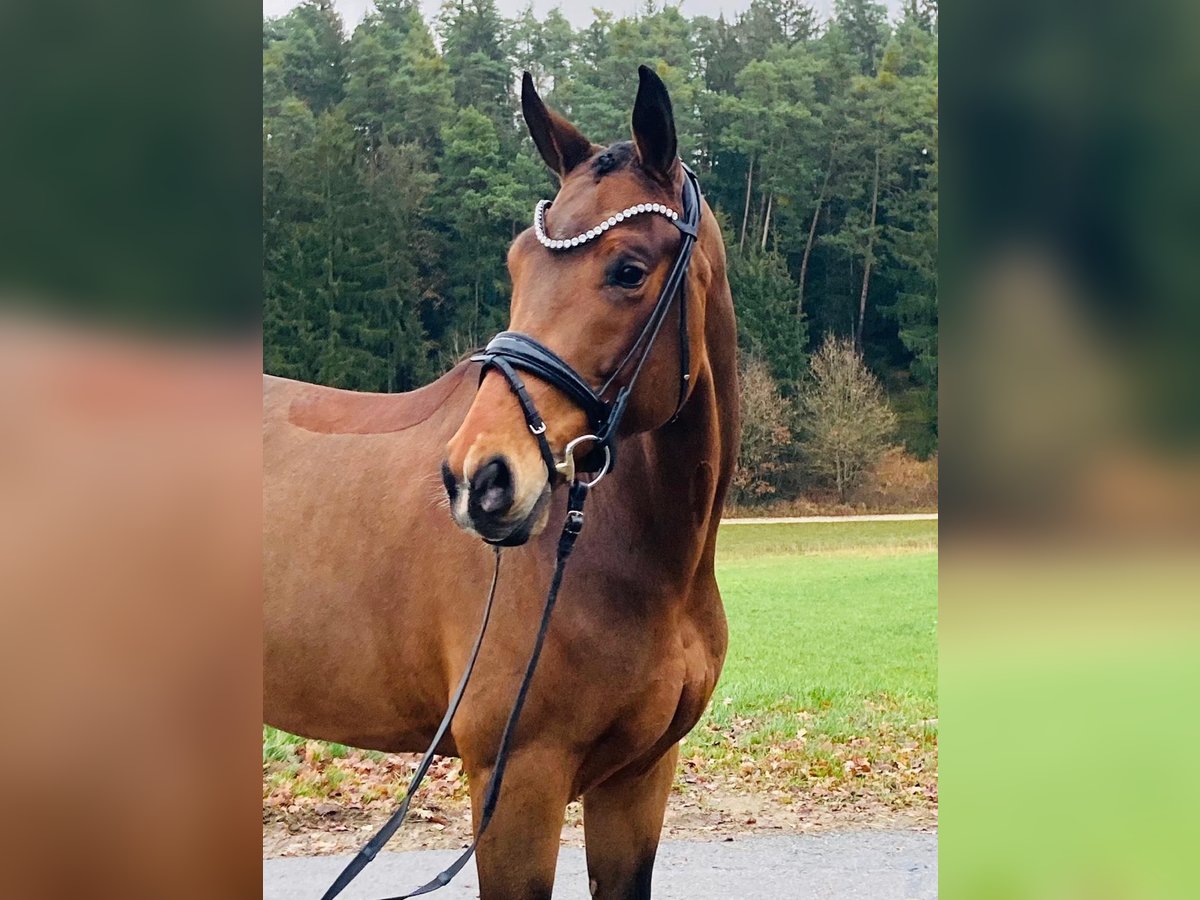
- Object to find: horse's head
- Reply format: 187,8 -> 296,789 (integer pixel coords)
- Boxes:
444,66 -> 714,545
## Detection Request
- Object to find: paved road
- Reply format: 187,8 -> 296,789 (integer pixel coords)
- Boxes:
264,831 -> 937,899
721,513 -> 937,525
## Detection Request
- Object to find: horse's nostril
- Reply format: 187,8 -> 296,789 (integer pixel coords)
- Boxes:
471,457 -> 514,517
441,461 -> 458,502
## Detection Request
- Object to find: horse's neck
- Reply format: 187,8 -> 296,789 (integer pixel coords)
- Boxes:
606,294 -> 739,585
660,267 -> 739,534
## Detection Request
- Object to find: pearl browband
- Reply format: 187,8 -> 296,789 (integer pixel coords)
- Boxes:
533,199 -> 681,250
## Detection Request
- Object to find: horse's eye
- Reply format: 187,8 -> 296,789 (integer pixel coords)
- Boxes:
612,263 -> 646,289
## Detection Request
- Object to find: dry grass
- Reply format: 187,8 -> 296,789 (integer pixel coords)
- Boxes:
727,447 -> 938,518
852,447 -> 939,512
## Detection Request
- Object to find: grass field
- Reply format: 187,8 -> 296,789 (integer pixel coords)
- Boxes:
683,520 -> 937,806
264,519 -> 938,825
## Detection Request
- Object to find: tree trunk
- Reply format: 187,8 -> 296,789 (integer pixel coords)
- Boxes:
798,148 -> 837,317
759,193 -> 773,253
855,148 -> 881,353
754,189 -> 768,248
473,275 -> 481,342
739,153 -> 755,253
324,172 -> 336,345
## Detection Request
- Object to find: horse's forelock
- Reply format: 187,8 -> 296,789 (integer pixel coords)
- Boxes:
591,142 -> 636,179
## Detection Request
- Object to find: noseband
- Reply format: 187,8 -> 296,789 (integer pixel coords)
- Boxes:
471,164 -> 702,482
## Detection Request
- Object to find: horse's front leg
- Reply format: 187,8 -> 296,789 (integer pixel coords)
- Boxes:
582,744 -> 678,900
466,744 -> 573,900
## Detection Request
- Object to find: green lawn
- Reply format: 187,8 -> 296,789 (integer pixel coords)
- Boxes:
265,519 -> 938,811
684,520 -> 938,794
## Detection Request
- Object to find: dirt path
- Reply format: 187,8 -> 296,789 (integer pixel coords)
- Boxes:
264,780 -> 935,858
721,513 -> 938,525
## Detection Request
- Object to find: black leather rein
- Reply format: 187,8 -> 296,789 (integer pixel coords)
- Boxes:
472,164 -> 702,479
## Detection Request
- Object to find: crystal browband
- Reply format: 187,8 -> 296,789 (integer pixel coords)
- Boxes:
533,199 -> 681,251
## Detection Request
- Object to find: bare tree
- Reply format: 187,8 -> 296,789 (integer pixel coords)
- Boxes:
798,334 -> 896,501
732,355 -> 796,505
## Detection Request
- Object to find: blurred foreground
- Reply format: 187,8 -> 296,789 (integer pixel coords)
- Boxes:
0,320 -> 262,897
943,0 -> 1200,895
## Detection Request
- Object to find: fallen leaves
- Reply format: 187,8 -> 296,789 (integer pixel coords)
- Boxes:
843,756 -> 872,776
674,709 -> 937,818
263,742 -> 471,844
263,710 -> 938,858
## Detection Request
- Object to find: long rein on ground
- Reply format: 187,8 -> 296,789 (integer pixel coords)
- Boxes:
320,165 -> 702,900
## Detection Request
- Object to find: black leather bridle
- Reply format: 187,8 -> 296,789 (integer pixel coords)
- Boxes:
320,163 -> 704,900
471,163 -> 702,481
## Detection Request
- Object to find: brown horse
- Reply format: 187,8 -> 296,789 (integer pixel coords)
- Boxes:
264,67 -> 739,899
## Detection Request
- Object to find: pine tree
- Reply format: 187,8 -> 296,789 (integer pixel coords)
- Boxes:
439,0 -> 512,133
728,249 -> 808,394
267,0 -> 347,114
834,0 -> 890,77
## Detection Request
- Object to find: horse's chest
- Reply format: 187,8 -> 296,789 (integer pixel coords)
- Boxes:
567,607 -> 722,786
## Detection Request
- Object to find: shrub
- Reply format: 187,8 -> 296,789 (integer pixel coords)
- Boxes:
798,335 -> 897,501
851,447 -> 939,511
732,355 -> 796,505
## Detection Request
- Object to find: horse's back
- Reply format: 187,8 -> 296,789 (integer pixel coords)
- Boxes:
262,363 -> 475,437
262,361 -> 477,570
262,364 -> 482,748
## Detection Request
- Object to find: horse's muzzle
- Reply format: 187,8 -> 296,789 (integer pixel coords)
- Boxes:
444,457 -> 551,546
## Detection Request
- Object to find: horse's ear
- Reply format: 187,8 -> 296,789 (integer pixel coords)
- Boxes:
631,65 -> 679,185
521,72 -> 594,179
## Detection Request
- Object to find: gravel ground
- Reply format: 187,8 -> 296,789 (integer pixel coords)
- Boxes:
263,830 -> 937,899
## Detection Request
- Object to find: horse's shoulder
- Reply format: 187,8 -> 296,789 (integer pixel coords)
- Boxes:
266,362 -> 478,435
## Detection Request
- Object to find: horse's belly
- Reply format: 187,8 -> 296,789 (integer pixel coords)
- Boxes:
262,570 -> 447,751
262,423 -> 464,751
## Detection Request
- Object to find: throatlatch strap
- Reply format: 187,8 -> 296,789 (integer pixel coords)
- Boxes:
675,266 -> 690,416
